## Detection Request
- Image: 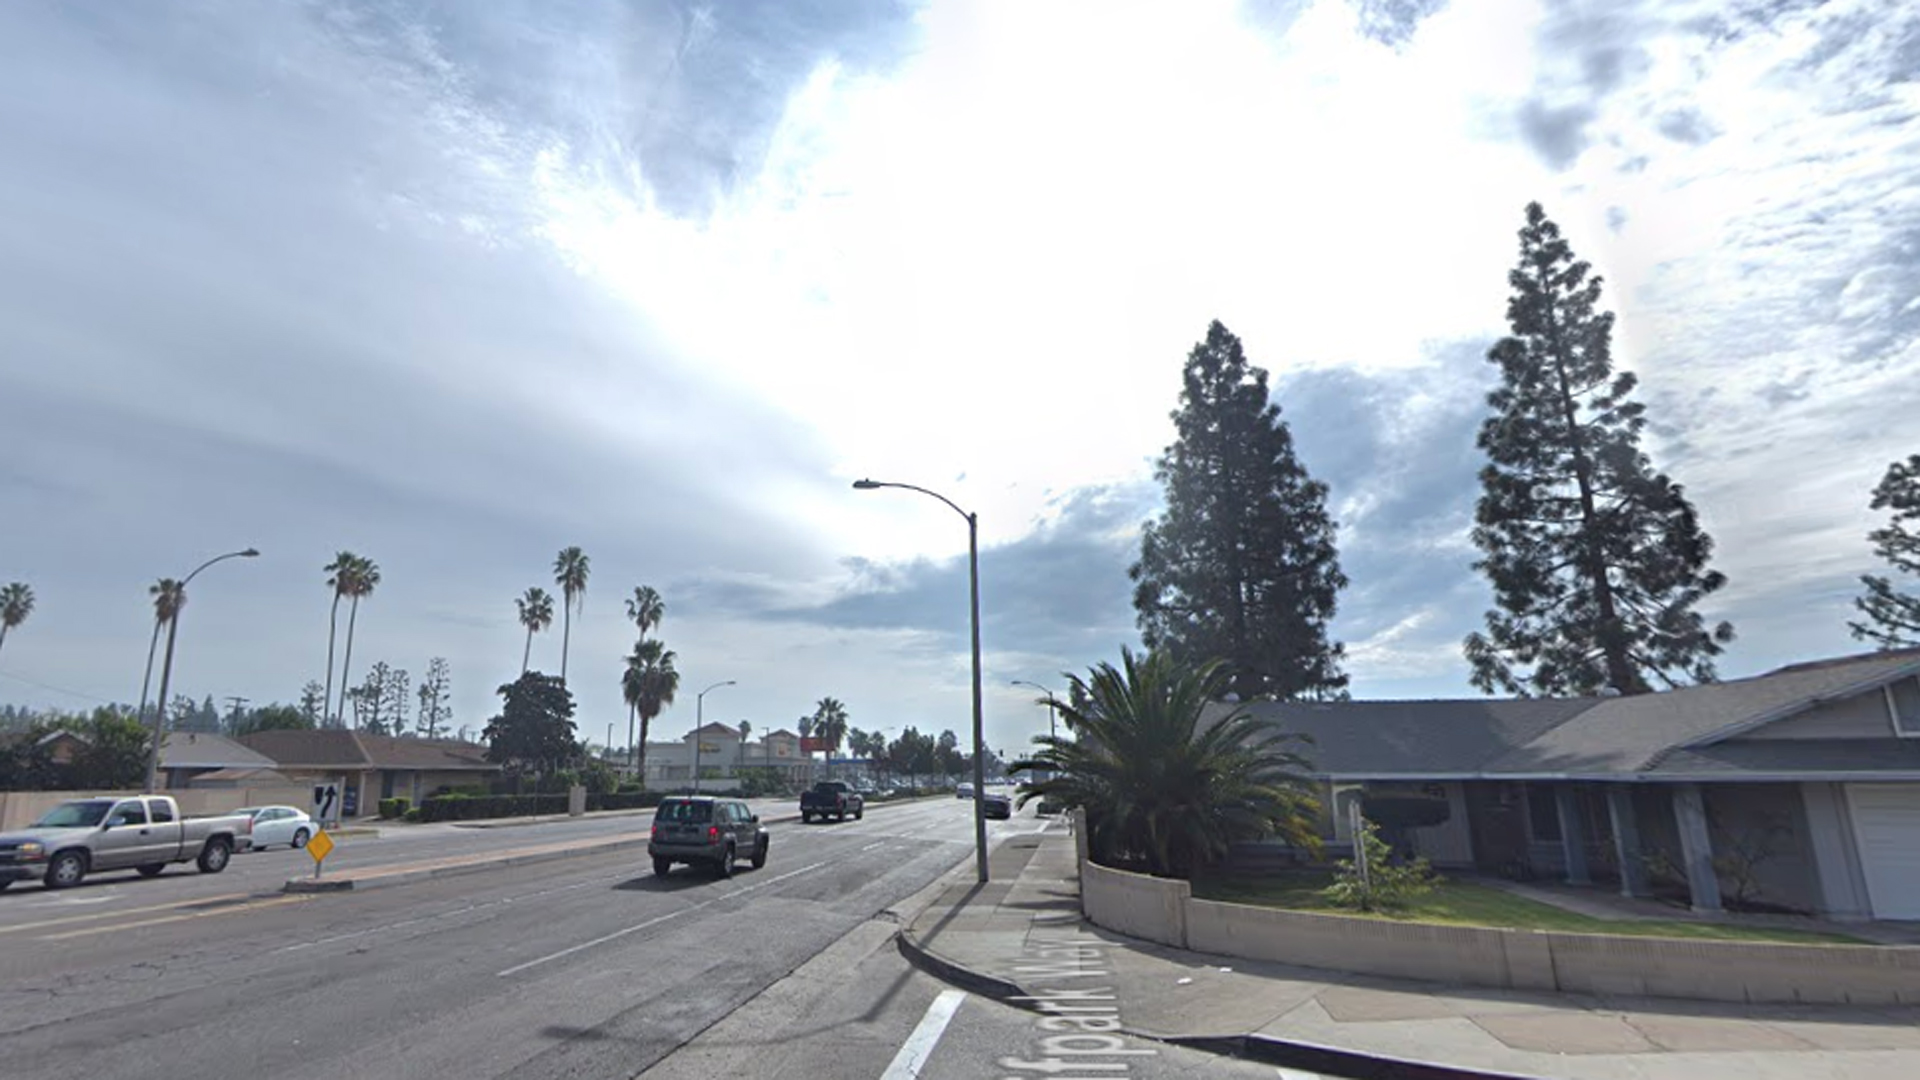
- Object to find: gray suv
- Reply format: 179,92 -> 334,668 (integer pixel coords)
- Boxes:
649,796 -> 768,878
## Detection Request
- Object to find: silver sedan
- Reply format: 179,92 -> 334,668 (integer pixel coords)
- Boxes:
235,805 -> 317,850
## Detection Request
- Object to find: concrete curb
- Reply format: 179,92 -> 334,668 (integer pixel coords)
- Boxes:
895,927 -> 1030,1003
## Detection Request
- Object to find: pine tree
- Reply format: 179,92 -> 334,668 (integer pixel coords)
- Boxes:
1130,320 -> 1349,701
1465,202 -> 1733,697
1850,455 -> 1920,649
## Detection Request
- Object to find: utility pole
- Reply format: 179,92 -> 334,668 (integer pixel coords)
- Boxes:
224,696 -> 249,733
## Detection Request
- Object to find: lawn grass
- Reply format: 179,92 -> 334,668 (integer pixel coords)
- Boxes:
1190,871 -> 1866,945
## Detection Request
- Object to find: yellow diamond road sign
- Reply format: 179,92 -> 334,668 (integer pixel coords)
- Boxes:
306,829 -> 335,863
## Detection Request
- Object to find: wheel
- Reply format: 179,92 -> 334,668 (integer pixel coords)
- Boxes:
136,864 -> 166,878
0,880 -> 12,892
292,829 -> 310,850
44,850 -> 86,889
715,844 -> 735,879
750,839 -> 768,870
196,838 -> 232,874
835,810 -> 845,823
800,811 -> 811,825
855,806 -> 864,821
652,857 -> 672,877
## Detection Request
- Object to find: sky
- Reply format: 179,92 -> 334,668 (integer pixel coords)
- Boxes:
2,0 -> 1916,758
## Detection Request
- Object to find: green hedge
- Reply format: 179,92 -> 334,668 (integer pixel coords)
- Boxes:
586,791 -> 664,812
402,807 -> 423,823
377,797 -> 412,820
417,794 -> 571,822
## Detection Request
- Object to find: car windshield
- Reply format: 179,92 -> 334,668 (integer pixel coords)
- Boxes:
234,807 -> 261,817
32,801 -> 112,828
654,801 -> 713,824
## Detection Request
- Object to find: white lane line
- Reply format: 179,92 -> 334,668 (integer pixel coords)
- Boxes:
494,860 -> 827,977
880,989 -> 967,1080
860,841 -> 887,852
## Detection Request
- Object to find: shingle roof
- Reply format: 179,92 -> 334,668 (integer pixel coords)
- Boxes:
237,730 -> 495,771
1232,647 -> 1920,781
1231,697 -> 1601,776
1486,649 -> 1920,775
159,732 -> 278,769
1647,739 -> 1920,779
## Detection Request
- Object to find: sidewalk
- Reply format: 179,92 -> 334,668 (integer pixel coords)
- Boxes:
899,824 -> 1920,1080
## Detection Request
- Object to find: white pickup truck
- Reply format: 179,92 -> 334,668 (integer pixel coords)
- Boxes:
0,795 -> 254,890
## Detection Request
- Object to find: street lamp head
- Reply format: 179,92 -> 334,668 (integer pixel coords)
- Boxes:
851,479 -> 881,490
240,548 -> 261,558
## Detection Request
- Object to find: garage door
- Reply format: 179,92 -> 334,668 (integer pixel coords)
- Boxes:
1847,784 -> 1920,920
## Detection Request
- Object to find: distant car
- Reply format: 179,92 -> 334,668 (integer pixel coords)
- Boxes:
235,805 -> 316,850
649,796 -> 767,878
982,792 -> 1012,820
800,780 -> 865,824
956,783 -> 975,800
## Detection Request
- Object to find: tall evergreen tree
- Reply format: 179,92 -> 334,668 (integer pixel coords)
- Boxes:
1465,202 -> 1733,697
1850,454 -> 1920,649
1130,320 -> 1349,702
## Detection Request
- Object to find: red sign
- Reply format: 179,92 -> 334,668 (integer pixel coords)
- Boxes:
800,737 -> 828,754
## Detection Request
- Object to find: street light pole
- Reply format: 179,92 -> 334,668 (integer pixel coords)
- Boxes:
694,679 -> 735,794
854,478 -> 989,885
1011,680 -> 1058,743
144,548 -> 260,793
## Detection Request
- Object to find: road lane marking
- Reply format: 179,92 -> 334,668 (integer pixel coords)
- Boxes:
860,841 -> 887,852
38,895 -> 310,940
495,860 -> 828,977
880,989 -> 966,1080
0,891 -> 256,935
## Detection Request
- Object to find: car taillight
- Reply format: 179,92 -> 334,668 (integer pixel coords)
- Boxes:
650,824 -> 660,838
708,826 -> 720,841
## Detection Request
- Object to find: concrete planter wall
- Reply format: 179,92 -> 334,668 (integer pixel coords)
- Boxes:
1078,854 -> 1920,1005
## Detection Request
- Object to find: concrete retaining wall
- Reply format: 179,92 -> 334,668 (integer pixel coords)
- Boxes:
1081,858 -> 1920,1005
1080,859 -> 1190,948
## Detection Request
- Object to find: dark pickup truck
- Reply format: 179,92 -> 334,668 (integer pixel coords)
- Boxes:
799,780 -> 864,824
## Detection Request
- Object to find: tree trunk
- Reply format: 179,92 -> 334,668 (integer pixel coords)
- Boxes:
627,702 -> 637,772
560,596 -> 572,685
324,593 -> 342,729
136,618 -> 163,725
147,613 -> 182,792
339,596 -> 361,728
522,626 -> 533,675
637,711 -> 652,784
1543,296 -> 1641,695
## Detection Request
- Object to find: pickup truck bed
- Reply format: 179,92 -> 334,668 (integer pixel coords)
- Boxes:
799,781 -> 865,824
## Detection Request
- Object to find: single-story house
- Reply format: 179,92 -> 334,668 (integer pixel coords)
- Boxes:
1238,646 -> 1920,922
157,732 -> 285,789
238,730 -> 499,816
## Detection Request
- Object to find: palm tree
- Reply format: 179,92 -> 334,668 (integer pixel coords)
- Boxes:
625,585 -> 665,640
335,555 -> 381,727
737,719 -> 751,770
1010,648 -> 1320,879
622,584 -> 665,763
136,579 -> 186,726
623,638 -> 679,782
0,582 -> 33,664
515,587 -> 555,674
322,551 -> 360,729
553,546 -> 591,685
812,696 -> 849,778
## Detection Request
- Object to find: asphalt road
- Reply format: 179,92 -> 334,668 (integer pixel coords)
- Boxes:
0,795 -> 818,917
0,796 -> 1284,1080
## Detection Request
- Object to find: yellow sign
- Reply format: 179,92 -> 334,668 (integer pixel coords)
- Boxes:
305,829 -> 335,864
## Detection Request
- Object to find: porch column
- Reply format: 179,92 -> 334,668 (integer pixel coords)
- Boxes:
1671,783 -> 1722,913
1606,786 -> 1649,898
1554,786 -> 1592,885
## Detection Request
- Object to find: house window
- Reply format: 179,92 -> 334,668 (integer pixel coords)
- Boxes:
1889,677 -> 1920,738
1526,785 -> 1563,843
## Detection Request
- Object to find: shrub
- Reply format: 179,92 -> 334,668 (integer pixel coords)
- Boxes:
1323,820 -> 1440,912
585,791 -> 664,812
376,797 -> 413,819
402,807 -> 422,823
416,793 -> 572,823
